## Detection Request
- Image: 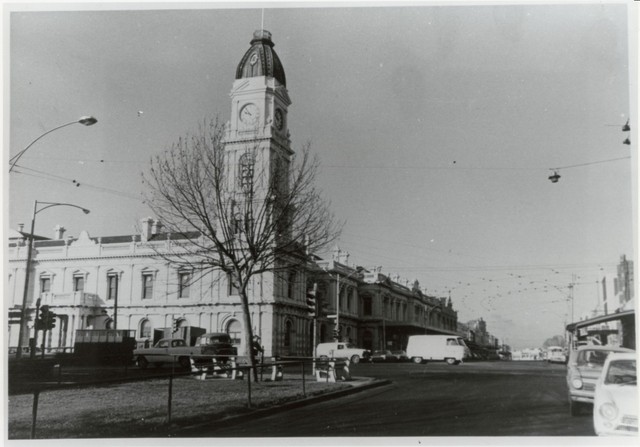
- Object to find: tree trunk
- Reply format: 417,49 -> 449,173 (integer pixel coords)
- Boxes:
239,289 -> 258,381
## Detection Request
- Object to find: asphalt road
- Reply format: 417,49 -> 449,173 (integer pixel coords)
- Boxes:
202,360 -> 596,437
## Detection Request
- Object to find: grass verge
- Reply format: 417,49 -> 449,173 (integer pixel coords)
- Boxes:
8,374 -> 349,439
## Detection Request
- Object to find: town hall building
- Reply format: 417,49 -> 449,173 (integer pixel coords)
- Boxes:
7,30 -> 460,358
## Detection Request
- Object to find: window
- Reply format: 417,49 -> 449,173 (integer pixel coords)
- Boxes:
287,270 -> 296,299
362,297 -> 372,316
284,320 -> 293,348
73,276 -> 85,292
142,274 -> 154,299
179,272 -> 191,298
228,272 -> 239,296
227,319 -> 242,345
40,277 -> 51,294
238,153 -> 254,191
107,275 -> 119,301
140,319 -> 151,339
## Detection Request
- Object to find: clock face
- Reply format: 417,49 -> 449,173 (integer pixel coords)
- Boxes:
240,103 -> 259,126
274,109 -> 284,130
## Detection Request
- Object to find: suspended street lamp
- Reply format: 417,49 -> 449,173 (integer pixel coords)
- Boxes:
9,116 -> 98,172
548,170 -> 561,183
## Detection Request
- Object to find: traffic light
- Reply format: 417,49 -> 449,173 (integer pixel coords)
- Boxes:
172,319 -> 179,333
306,283 -> 317,318
332,328 -> 340,339
38,305 -> 56,331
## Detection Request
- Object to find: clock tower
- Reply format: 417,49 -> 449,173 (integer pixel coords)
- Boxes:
225,30 -> 292,192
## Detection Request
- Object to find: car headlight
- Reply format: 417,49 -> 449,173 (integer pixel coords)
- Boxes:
599,402 -> 618,421
571,378 -> 583,389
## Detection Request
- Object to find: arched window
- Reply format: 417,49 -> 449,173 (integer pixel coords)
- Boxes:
238,153 -> 254,191
284,320 -> 293,348
140,319 -> 151,339
226,319 -> 242,346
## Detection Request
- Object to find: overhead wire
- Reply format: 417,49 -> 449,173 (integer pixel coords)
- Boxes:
12,165 -> 143,201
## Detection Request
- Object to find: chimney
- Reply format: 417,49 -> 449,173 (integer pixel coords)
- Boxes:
18,223 -> 24,233
54,225 -> 66,240
151,219 -> 163,235
140,217 -> 154,241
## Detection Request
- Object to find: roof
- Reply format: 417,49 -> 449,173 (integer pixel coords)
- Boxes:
235,29 -> 286,86
574,345 -> 634,352
565,309 -> 636,332
8,230 -> 202,248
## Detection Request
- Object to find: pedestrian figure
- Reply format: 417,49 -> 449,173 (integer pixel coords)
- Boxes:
252,335 -> 263,358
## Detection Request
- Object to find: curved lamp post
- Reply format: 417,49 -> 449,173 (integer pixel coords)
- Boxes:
16,200 -> 90,359
9,116 -> 98,172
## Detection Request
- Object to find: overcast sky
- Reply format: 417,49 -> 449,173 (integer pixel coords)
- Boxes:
5,1 -> 637,349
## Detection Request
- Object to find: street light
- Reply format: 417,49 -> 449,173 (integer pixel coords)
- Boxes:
15,200 -> 90,358
9,116 -> 98,172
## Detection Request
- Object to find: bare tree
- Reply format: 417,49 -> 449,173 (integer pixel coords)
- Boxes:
142,118 -> 342,379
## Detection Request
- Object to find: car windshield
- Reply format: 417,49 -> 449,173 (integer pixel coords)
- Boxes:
576,349 -> 609,367
604,359 -> 637,385
345,343 -> 355,349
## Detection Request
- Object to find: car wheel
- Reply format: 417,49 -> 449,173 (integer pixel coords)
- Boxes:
137,356 -> 149,369
446,357 -> 457,365
569,399 -> 581,416
412,357 -> 423,364
178,356 -> 191,370
351,355 -> 360,364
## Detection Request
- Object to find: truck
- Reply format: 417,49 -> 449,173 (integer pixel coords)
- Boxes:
406,335 -> 470,365
133,332 -> 237,369
74,329 -> 137,365
316,342 -> 371,364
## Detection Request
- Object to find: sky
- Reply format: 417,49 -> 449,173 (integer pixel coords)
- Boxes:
4,1 -> 638,350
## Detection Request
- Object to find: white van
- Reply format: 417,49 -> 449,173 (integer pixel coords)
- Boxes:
406,335 -> 470,365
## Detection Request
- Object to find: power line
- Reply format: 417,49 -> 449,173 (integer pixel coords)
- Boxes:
12,165 -> 143,201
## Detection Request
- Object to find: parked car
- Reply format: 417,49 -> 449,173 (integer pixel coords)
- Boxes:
371,350 -> 395,362
133,333 -> 236,369
566,345 -> 634,416
316,342 -> 371,364
391,350 -> 409,362
593,352 -> 637,436
406,335 -> 470,365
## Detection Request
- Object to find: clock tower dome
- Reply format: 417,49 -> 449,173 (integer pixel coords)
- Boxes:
225,30 -> 292,192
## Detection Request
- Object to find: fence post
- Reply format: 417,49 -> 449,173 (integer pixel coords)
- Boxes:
246,367 -> 252,408
167,360 -> 174,424
31,390 -> 40,439
302,360 -> 306,397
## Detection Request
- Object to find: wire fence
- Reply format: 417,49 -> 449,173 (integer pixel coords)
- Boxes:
10,355 -> 352,439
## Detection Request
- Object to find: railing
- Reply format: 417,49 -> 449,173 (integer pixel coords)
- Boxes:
11,355 -> 352,439
36,291 -> 100,307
